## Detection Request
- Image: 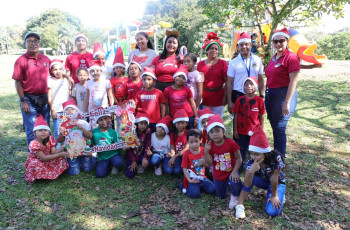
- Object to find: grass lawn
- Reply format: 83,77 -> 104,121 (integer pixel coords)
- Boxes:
0,55 -> 349,229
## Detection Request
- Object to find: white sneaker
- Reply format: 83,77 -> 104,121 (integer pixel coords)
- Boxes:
235,204 -> 246,219
282,195 -> 286,204
154,166 -> 162,176
137,164 -> 144,174
111,166 -> 118,175
229,195 -> 239,210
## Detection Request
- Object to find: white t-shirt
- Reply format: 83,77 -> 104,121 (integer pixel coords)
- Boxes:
86,78 -> 111,112
48,77 -> 70,112
128,49 -> 158,71
185,70 -> 204,101
151,132 -> 170,157
72,83 -> 87,112
227,54 -> 263,94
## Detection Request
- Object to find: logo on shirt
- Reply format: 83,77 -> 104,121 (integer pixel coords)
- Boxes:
213,152 -> 232,172
275,63 -> 281,68
43,62 -> 48,67
141,95 -> 157,101
81,60 -> 86,64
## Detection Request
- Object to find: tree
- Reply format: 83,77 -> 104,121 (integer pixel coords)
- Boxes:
317,29 -> 350,60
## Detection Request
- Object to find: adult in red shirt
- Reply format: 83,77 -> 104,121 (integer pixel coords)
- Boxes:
151,29 -> 183,92
12,32 -> 51,147
264,28 -> 300,158
197,32 -> 228,117
65,33 -> 94,84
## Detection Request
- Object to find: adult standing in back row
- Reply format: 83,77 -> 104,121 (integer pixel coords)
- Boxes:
12,32 -> 51,147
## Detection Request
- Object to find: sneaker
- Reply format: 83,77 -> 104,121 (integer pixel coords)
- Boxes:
111,166 -> 118,175
229,195 -> 239,210
155,166 -> 162,176
235,204 -> 246,219
282,195 -> 286,204
137,164 -> 144,174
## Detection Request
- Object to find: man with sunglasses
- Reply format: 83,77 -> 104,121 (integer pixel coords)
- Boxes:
12,32 -> 51,148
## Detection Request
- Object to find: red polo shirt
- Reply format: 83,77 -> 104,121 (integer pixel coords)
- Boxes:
12,53 -> 51,95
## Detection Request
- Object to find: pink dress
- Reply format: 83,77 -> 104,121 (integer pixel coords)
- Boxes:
25,136 -> 69,183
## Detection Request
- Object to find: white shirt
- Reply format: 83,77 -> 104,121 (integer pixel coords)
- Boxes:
151,132 -> 170,157
86,78 -> 111,112
48,77 -> 70,112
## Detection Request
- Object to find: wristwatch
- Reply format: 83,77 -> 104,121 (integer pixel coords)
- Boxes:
20,97 -> 27,102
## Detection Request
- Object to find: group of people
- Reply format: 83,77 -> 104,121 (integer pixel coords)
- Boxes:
13,27 -> 299,219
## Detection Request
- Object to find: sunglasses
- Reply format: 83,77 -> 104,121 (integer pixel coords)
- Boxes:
273,39 -> 286,44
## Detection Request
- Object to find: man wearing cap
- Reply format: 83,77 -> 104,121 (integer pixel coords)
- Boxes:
12,32 -> 51,148
227,32 -> 264,116
65,33 -> 94,85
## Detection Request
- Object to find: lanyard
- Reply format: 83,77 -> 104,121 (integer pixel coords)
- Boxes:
241,54 -> 252,76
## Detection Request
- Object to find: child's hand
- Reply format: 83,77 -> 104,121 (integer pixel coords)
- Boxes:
189,178 -> 200,184
204,140 -> 211,154
234,129 -> 239,139
146,147 -> 153,156
56,145 -> 65,152
199,157 -> 206,166
129,161 -> 137,172
229,171 -> 240,183
250,158 -> 264,173
142,158 -> 149,168
267,196 -> 281,210
76,123 -> 84,130
51,110 -> 57,119
59,127 -> 66,135
59,151 -> 70,158
168,156 -> 176,167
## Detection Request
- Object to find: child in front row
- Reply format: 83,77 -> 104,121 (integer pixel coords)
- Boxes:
91,112 -> 124,178
235,124 -> 285,218
164,109 -> 189,175
164,64 -> 198,129
135,67 -> 166,132
180,129 -> 215,198
150,116 -> 172,176
204,115 -> 242,210
25,115 -> 69,183
125,109 -> 152,178
233,77 -> 265,167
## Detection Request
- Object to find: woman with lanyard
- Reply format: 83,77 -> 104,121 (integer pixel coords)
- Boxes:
197,32 -> 228,117
265,28 -> 300,158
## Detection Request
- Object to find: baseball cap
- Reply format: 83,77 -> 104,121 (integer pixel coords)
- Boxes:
24,32 -> 40,41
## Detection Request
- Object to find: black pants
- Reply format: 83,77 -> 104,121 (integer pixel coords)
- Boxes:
231,90 -> 245,140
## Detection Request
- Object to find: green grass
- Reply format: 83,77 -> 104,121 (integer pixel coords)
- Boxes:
0,55 -> 349,229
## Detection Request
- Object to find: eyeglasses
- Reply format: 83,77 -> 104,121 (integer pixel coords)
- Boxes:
272,39 -> 286,44
26,39 -> 40,45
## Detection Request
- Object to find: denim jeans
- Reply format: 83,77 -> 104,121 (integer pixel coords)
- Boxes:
236,134 -> 250,169
67,156 -> 97,175
182,178 -> 216,198
21,98 -> 50,148
151,153 -> 163,167
163,156 -> 182,175
52,112 -> 63,140
214,177 -> 242,199
265,87 -> 297,158
125,156 -> 150,178
96,154 -> 124,178
242,175 -> 286,217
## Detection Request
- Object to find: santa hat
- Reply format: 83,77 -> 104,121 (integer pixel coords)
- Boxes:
206,114 -> 226,133
88,60 -> 103,71
237,32 -> 251,44
74,33 -> 88,43
242,77 -> 258,93
112,47 -> 126,69
142,66 -> 157,80
271,28 -> 290,40
93,43 -> 106,58
49,59 -> 64,69
248,124 -> 271,153
62,98 -> 80,112
156,116 -> 173,133
198,107 -> 214,125
127,61 -> 142,72
95,107 -> 111,122
135,108 -> 149,124
173,109 -> 189,124
173,64 -> 188,81
33,114 -> 50,131
202,32 -> 223,51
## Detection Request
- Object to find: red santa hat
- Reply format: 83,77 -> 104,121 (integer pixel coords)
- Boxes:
88,60 -> 103,71
206,114 -> 226,133
142,66 -> 157,80
172,109 -> 189,124
271,28 -> 290,40
156,115 -> 173,133
135,108 -> 149,124
93,43 -> 106,58
49,59 -> 64,69
74,33 -> 88,43
248,124 -> 271,153
95,107 -> 111,122
242,77 -> 258,93
173,64 -> 188,81
198,107 -> 214,125
127,61 -> 142,72
202,32 -> 223,51
112,47 -> 126,69
62,98 -> 80,112
33,114 -> 50,131
237,32 -> 251,44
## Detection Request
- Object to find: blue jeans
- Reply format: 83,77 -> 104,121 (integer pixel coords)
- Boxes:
20,98 -> 50,148
236,134 -> 250,168
52,112 -> 63,140
67,156 -> 97,175
151,153 -> 163,167
188,116 -> 195,129
214,177 -> 242,199
163,156 -> 182,175
182,178 -> 216,198
265,87 -> 297,158
96,154 -> 124,178
242,175 -> 286,217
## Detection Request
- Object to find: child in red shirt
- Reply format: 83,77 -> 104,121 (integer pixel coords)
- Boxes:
204,115 -> 242,210
233,77 -> 265,166
135,67 -> 166,132
125,61 -> 143,102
